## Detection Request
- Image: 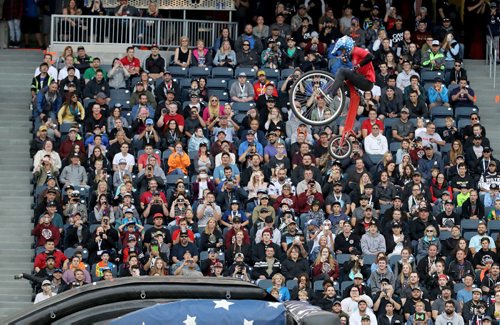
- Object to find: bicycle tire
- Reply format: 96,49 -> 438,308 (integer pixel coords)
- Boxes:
328,135 -> 352,160
289,70 -> 346,126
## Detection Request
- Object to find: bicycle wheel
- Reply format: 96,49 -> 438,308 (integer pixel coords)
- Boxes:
328,135 -> 352,160
289,70 -> 345,126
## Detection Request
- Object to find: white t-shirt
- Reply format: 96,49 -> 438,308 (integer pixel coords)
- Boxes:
34,291 -> 57,304
112,153 -> 135,170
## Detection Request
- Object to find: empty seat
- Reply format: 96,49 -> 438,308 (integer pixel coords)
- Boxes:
389,142 -> 400,154
421,70 -> 444,82
211,67 -> 234,78
207,89 -> 228,101
257,279 -> 273,290
455,106 -> 478,121
234,67 -> 257,78
262,68 -> 280,81
167,66 -> 188,78
336,254 -> 351,265
461,219 -> 480,233
188,66 -> 211,78
430,106 -> 453,119
280,68 -> 294,80
232,101 -> 255,113
206,78 -> 228,90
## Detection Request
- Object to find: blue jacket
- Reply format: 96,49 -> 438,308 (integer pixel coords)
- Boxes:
418,154 -> 444,180
36,87 -> 62,117
427,85 -> 448,105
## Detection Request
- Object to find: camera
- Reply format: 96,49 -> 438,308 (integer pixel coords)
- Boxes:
178,199 -> 184,203
161,108 -> 167,114
98,232 -> 104,237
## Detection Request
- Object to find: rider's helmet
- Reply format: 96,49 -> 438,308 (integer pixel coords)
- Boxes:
331,36 -> 355,58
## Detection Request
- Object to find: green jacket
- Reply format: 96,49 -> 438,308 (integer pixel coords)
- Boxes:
422,50 -> 445,70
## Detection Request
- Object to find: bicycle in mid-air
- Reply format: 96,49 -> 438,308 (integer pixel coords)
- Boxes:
289,70 -> 360,160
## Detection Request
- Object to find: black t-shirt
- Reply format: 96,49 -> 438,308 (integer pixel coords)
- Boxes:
450,174 -> 475,189
402,298 -> 432,316
472,249 -> 497,268
143,226 -> 172,246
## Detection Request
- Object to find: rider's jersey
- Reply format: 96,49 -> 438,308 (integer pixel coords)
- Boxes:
351,47 -> 376,83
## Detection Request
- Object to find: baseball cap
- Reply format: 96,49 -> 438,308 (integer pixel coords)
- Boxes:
179,231 -> 189,238
42,280 -> 51,286
401,107 -> 409,113
145,118 -> 154,125
354,272 -> 363,279
238,72 -> 247,77
96,92 -> 107,99
472,288 -> 482,293
257,70 -> 266,76
491,183 -> 499,190
235,252 -> 244,259
432,40 -> 440,46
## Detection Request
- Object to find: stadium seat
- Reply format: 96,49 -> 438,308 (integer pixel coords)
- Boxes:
286,279 -> 298,290
430,106 -> 453,119
200,251 -> 208,261
439,231 -> 452,241
388,254 -> 401,269
389,142 -> 400,154
488,220 -> 500,235
455,106 -> 478,121
458,119 -> 471,130
461,219 -> 480,233
280,68 -> 294,80
179,78 -> 192,90
232,101 -> 255,113
433,118 -> 448,130
440,143 -> 452,154
257,279 -> 273,290
211,67 -> 234,78
168,66 -> 189,78
421,70 -> 444,82
110,89 -> 131,102
454,283 -> 465,293
463,231 -> 476,241
336,254 -> 351,265
207,89 -> 228,101
234,67 -> 257,78
166,174 -> 189,187
262,68 -> 280,81
363,255 -> 377,265
188,66 -> 211,78
313,280 -> 326,292
341,281 -> 353,291
206,78 -> 228,90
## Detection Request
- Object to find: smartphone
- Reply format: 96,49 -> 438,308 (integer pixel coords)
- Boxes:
151,245 -> 158,253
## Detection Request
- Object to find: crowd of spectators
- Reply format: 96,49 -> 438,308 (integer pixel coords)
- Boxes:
17,1 -> 500,324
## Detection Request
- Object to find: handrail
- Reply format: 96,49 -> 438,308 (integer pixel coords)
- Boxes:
50,14 -> 238,49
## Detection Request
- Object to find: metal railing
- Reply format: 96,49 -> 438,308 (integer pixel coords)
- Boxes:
101,0 -> 235,10
50,15 -> 238,49
486,37 -> 497,88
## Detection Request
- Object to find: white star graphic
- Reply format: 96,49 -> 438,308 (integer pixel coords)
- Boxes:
213,299 -> 234,310
243,319 -> 254,325
183,315 -> 197,325
267,302 -> 281,308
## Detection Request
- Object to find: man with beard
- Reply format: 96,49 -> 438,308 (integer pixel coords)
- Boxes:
235,24 -> 263,54
435,300 -> 464,324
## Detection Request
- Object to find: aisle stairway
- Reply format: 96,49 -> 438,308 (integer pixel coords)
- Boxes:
464,60 -> 500,150
0,49 -> 42,319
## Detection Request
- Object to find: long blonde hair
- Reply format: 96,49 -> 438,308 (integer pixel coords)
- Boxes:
208,96 -> 220,120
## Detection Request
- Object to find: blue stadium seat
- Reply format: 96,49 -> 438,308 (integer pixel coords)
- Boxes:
389,254 -> 401,269
109,89 -> 131,102
257,279 -> 273,290
231,101 -> 255,113
211,67 -> 234,78
207,89 -> 228,101
430,106 -> 453,119
336,254 -> 351,265
458,119 -> 471,131
455,106 -> 478,121
439,231 -> 452,241
280,68 -> 294,80
262,68 -> 280,81
389,142 -> 400,154
179,78 -> 192,90
206,78 -> 228,90
168,66 -> 189,78
433,118 -> 448,130
234,67 -> 257,78
363,255 -> 377,265
286,279 -> 298,290
488,220 -> 500,235
341,281 -> 353,291
461,219 -> 480,233
440,143 -> 452,154
463,231 -> 476,241
421,70 -> 444,82
189,66 -> 211,78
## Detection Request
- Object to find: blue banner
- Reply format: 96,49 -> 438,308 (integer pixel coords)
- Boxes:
110,299 -> 286,325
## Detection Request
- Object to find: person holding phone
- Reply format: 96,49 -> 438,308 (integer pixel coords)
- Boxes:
167,142 -> 190,175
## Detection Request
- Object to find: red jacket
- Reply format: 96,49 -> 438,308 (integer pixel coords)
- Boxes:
312,260 -> 340,280
59,139 -> 85,159
297,192 -> 324,213
32,223 -> 61,247
34,250 -> 67,270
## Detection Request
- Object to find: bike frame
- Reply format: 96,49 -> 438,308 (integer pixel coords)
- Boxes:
339,81 -> 360,146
